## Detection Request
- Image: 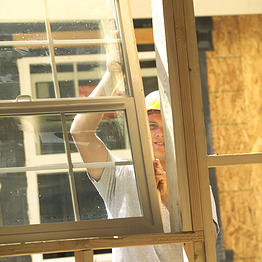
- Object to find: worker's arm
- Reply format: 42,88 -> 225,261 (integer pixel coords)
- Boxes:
70,62 -> 122,181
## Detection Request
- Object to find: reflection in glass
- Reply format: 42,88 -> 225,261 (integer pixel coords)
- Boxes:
38,172 -> 107,223
36,114 -> 76,155
0,110 -> 142,227
0,0 -> 46,42
0,255 -> 33,262
68,111 -> 131,158
68,111 -> 142,219
0,46 -> 51,101
0,0 -> 129,102
32,50 -> 108,99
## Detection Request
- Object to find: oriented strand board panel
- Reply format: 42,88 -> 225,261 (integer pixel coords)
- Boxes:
219,191 -> 258,258
206,16 -> 241,58
213,165 -> 252,192
206,14 -> 262,261
207,15 -> 262,155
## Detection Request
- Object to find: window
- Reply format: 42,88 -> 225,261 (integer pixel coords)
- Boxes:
0,0 -> 163,245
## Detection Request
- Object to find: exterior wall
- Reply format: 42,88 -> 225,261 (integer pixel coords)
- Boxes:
206,14 -> 262,261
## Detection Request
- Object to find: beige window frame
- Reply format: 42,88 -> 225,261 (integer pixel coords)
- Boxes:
14,51 -> 157,236
0,97 -> 163,243
0,0 -> 164,245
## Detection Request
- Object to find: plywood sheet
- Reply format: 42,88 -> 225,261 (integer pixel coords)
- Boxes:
207,14 -> 262,261
206,16 -> 241,58
219,191 -> 258,258
207,57 -> 243,93
210,125 -> 250,154
215,166 -> 252,192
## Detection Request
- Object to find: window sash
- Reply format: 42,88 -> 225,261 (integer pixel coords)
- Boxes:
0,0 -> 164,245
0,97 -> 163,243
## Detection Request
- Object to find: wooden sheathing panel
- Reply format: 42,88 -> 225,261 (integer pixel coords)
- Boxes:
75,250 -> 94,262
239,15 -> 262,156
215,163 -> 262,261
207,57 -> 243,93
214,165 -> 252,191
207,15 -> 262,155
206,14 -> 262,261
219,190 -> 259,259
208,89 -> 248,153
206,16 -> 241,58
250,163 -> 262,261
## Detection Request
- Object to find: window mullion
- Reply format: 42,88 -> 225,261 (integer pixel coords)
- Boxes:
60,113 -> 80,221
73,62 -> 80,97
0,161 -> 133,174
207,152 -> 262,167
0,39 -> 120,47
43,0 -> 60,99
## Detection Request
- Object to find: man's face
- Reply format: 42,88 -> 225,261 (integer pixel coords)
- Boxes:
148,110 -> 166,168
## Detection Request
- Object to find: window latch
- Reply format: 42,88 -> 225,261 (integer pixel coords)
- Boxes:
14,95 -> 32,103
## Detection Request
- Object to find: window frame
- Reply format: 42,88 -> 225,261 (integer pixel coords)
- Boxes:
0,97 -> 163,243
0,0 -> 164,245
12,50 -> 158,239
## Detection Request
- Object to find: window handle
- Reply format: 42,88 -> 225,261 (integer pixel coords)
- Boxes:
14,95 -> 32,102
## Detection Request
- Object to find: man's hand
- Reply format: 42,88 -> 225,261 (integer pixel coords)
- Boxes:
153,159 -> 169,209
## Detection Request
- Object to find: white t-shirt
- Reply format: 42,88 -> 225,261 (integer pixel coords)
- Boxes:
89,152 -> 217,262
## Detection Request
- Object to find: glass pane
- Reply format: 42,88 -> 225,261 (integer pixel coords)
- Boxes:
68,111 -> 142,219
31,49 -> 108,99
213,164 -> 261,261
44,0 -> 129,99
199,15 -> 262,155
0,0 -> 46,42
0,110 -> 142,227
38,172 -> 107,223
139,54 -> 158,96
0,45 -> 51,101
0,0 -> 130,102
0,255 -> 33,262
37,114 -> 76,155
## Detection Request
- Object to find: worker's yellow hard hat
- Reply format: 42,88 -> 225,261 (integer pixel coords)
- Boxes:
145,90 -> 160,111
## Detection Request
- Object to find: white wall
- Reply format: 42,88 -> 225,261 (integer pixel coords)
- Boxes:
130,0 -> 262,18
0,0 -> 115,22
0,0 -> 261,23
193,0 -> 262,16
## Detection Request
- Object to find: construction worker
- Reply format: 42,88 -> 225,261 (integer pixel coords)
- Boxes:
70,65 -> 218,261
